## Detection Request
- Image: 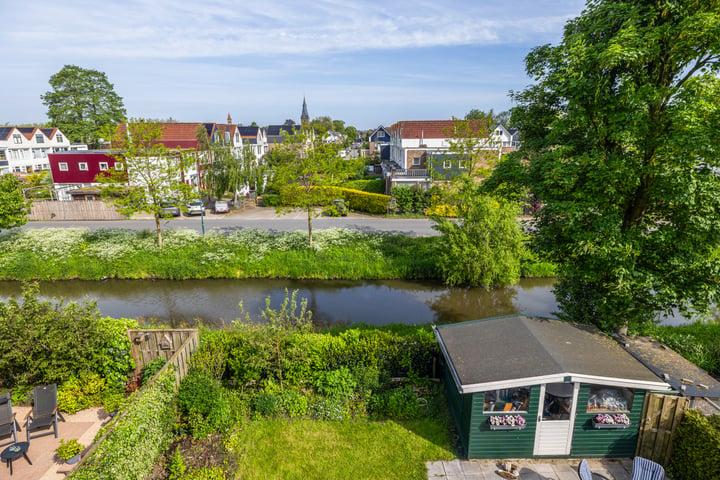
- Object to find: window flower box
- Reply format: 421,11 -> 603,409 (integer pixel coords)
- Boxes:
592,413 -> 630,429
488,415 -> 527,430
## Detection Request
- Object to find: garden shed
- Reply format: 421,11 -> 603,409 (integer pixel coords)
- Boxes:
434,316 -> 672,459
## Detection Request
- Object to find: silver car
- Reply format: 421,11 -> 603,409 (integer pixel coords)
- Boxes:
159,201 -> 180,217
186,199 -> 204,216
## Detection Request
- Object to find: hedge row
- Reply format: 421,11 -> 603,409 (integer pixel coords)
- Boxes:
341,179 -> 385,194
275,186 -> 390,214
668,410 -> 720,480
70,369 -> 177,480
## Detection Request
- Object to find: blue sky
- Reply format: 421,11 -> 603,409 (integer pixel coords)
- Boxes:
2,0 -> 586,130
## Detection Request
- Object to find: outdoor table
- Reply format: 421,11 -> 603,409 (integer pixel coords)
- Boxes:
1,442 -> 31,475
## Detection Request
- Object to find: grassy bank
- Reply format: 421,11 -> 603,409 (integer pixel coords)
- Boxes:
0,227 -> 553,281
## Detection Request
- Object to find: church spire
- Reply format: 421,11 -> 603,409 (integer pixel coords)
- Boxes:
301,97 -> 310,126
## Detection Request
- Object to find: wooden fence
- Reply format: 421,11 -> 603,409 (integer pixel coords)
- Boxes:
28,200 -> 125,221
69,329 -> 199,473
128,328 -> 199,387
635,393 -> 690,466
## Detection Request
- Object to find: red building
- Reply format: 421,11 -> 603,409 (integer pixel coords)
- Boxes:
48,151 -> 120,200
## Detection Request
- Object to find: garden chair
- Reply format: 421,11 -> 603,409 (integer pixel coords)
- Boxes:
631,457 -> 665,480
25,384 -> 63,442
577,459 -> 610,480
0,392 -> 20,447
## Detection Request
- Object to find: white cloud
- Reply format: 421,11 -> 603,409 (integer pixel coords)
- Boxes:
5,0 -> 583,59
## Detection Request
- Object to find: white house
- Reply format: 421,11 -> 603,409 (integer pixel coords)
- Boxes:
238,126 -> 268,159
0,126 -> 85,175
383,120 -> 517,191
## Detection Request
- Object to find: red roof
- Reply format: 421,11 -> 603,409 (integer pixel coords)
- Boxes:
388,120 -> 489,139
114,122 -> 212,150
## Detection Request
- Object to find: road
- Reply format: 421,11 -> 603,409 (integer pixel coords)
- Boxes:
19,208 -> 439,237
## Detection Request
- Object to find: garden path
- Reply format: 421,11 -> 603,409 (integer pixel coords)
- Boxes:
427,458 -> 633,480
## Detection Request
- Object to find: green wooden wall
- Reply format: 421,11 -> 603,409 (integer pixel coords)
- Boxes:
570,385 -> 646,457
466,386 -> 540,459
441,360 -> 470,455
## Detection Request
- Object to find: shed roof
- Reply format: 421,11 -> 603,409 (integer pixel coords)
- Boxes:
434,316 -> 670,393
617,335 -> 720,397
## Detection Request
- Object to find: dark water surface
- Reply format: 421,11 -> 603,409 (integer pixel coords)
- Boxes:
0,278 -> 698,326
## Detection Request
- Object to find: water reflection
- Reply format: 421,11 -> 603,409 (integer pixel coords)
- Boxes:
0,278 -> 702,327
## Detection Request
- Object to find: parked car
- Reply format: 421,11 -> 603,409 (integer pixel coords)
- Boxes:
214,200 -> 229,214
186,199 -> 205,216
159,201 -> 180,217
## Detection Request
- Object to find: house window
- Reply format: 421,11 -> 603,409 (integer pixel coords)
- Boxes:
235,132 -> 240,142
412,157 -> 421,166
13,134 -> 22,144
43,163 -> 49,170
79,162 -> 88,171
32,149 -> 41,159
443,160 -> 452,169
13,166 -> 22,172
56,134 -> 63,143
35,164 -> 43,171
483,387 -> 530,413
59,162 -> 69,171
99,162 -> 109,171
586,386 -> 633,413
36,134 -> 45,143
377,131 -> 385,138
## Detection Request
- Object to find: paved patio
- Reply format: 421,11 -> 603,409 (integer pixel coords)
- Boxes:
1,406 -> 108,480
427,458 -> 633,480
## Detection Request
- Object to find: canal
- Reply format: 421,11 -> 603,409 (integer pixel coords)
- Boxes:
0,278 -> 699,327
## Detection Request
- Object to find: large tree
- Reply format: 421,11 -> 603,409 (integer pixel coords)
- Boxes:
511,0 -> 720,332
199,134 -> 267,204
96,119 -> 196,249
0,174 -> 30,229
270,130 -> 361,247
41,65 -> 126,148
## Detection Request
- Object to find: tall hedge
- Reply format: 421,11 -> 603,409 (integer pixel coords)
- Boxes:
668,410 -> 720,480
70,369 -> 177,480
279,186 -> 390,214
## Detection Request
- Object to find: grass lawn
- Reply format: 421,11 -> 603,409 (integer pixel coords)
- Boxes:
227,418 -> 456,480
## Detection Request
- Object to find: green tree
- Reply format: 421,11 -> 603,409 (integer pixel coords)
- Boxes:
200,136 -> 267,203
0,174 -> 30,229
511,0 -> 720,332
432,180 -> 525,287
270,130 -> 362,247
41,65 -> 126,148
96,119 -> 196,249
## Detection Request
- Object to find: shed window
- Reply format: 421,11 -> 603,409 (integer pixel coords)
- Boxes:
586,386 -> 633,413
99,162 -> 109,171
412,157 -> 421,166
59,162 -> 68,171
483,387 -> 530,413
79,162 -> 88,171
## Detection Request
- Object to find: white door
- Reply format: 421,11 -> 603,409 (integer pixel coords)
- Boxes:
533,382 -> 579,456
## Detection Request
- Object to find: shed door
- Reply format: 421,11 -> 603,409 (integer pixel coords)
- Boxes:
533,382 -> 579,456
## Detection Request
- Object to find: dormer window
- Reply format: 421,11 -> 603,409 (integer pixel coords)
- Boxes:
13,134 -> 22,144
57,134 -> 63,143
36,134 -> 45,143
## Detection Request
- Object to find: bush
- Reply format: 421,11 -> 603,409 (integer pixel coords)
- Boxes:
0,282 -> 136,389
177,369 -> 232,438
341,179 -> 385,194
70,369 -> 177,480
369,385 -> 422,419
668,410 -> 720,480
261,194 -> 281,207
140,358 -> 167,385
276,390 -> 309,417
58,372 -> 107,414
391,185 -> 435,214
251,392 -> 278,417
311,367 -> 357,400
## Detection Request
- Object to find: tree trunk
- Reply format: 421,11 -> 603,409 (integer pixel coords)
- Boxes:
307,206 -> 313,248
154,214 -> 163,249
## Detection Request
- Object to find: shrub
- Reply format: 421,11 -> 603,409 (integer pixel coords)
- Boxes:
341,179 -> 385,194
140,358 -> 167,385
668,410 -> 720,480
261,194 -> 281,207
57,439 -> 84,461
276,390 -> 309,417
0,282 -> 136,389
58,372 -> 107,414
369,385 -> 422,419
177,369 -> 232,438
70,369 -> 177,480
251,392 -> 278,417
311,367 -> 357,400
